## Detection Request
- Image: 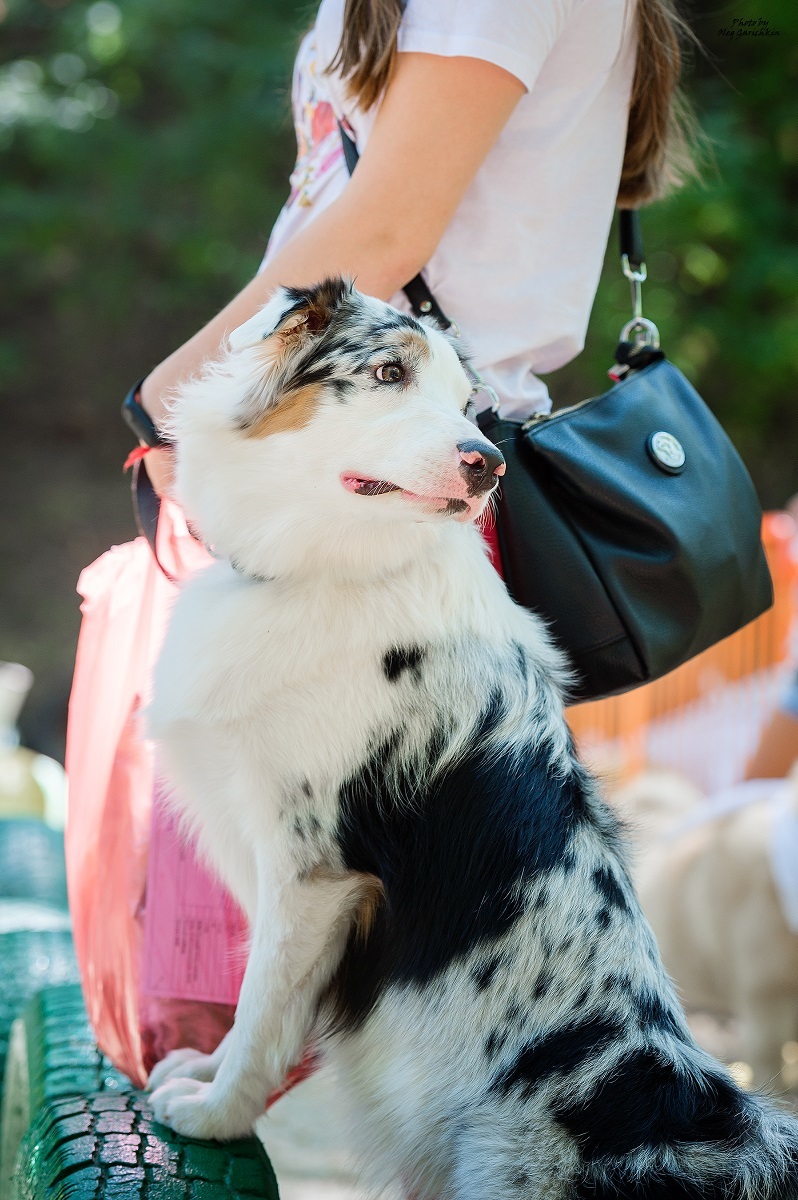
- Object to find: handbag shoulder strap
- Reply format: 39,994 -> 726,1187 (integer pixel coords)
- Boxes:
618,209 -> 644,271
131,459 -> 178,583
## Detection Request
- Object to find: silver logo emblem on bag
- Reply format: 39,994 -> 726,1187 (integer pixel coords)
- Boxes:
647,431 -> 686,474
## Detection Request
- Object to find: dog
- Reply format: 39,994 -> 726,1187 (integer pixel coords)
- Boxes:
145,278 -> 798,1199
617,768 -> 798,1094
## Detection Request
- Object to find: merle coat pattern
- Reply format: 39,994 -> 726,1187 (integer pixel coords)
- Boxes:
146,279 -> 798,1199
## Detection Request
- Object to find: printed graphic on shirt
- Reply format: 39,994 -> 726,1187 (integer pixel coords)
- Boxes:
286,32 -> 346,211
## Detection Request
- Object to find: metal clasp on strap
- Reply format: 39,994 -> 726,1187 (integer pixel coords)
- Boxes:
620,316 -> 661,351
465,363 -> 500,414
621,254 -> 647,322
619,243 -> 660,352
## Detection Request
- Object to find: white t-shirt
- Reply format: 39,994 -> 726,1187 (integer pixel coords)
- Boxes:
262,0 -> 638,418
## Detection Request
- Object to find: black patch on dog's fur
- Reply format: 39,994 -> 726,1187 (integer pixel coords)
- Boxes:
596,906 -> 612,930
574,983 -> 591,1009
556,1050 -> 748,1159
634,991 -> 685,1037
484,1029 -> 507,1059
532,971 -> 552,1001
604,969 -> 633,998
473,955 -> 502,992
385,311 -> 425,334
382,646 -> 425,683
330,378 -> 355,402
490,1015 -> 625,1101
592,866 -> 630,913
505,999 -> 523,1026
574,1172 -> 742,1200
326,695 -> 591,1032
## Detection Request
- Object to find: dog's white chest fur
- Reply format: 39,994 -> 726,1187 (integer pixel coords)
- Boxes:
149,536 -> 487,770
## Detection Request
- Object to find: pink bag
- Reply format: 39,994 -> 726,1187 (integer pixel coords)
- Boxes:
65,499 -> 316,1094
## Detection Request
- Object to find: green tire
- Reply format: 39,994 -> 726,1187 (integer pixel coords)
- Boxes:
0,930 -> 79,1100
2,987 -> 279,1200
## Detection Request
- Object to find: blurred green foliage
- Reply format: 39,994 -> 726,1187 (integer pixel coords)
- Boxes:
1,0 -> 301,405
0,0 -> 796,748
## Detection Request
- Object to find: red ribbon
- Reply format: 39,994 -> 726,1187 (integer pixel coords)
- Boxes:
124,445 -> 152,471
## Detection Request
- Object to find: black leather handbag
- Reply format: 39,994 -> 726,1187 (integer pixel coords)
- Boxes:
340,128 -> 773,702
477,353 -> 772,701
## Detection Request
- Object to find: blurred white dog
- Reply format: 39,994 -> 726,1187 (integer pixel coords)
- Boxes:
617,768 -> 798,1092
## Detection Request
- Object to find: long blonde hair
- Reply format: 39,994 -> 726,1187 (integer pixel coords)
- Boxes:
328,0 -> 698,206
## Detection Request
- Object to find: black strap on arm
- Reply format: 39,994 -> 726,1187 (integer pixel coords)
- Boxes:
121,379 -> 178,581
131,458 -> 177,583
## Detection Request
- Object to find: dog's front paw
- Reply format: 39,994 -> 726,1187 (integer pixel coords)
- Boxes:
147,1048 -> 220,1092
148,1078 -> 254,1141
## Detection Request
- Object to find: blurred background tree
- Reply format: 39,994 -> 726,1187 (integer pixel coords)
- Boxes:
0,0 -> 796,757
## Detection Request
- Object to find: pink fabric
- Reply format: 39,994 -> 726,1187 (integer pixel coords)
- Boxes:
66,501 -> 221,1085
65,501 -> 322,1097
142,788 -> 248,1006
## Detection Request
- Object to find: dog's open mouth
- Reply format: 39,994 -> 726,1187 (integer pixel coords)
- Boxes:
342,475 -> 403,497
341,474 -> 467,508
341,475 -> 480,520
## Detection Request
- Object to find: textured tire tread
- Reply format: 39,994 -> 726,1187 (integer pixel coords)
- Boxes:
16,1092 -> 279,1200
22,987 -> 128,1114
0,931 -> 79,1096
12,988 -> 279,1199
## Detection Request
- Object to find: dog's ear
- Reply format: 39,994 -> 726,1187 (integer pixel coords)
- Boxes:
229,277 -> 353,434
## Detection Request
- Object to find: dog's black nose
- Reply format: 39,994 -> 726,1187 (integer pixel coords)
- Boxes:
457,440 -> 506,495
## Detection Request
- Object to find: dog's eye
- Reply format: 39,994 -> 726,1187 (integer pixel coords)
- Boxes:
375,362 -> 405,384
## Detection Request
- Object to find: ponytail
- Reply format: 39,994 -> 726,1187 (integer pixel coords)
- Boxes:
619,0 -> 700,206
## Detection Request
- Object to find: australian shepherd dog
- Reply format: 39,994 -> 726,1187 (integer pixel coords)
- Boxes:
146,279 -> 798,1199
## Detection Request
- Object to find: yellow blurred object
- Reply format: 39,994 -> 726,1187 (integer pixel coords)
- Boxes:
0,744 -> 47,819
0,661 -> 67,827
783,1043 -> 798,1090
567,513 -> 798,781
782,1042 -> 798,1065
727,1061 -> 754,1090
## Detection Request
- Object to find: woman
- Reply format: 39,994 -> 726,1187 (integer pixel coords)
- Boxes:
135,0 -> 695,494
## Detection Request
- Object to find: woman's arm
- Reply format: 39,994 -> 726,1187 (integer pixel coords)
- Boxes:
139,51 -> 524,444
